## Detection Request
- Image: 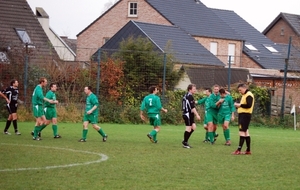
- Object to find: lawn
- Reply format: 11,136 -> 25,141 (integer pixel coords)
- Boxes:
0,122 -> 300,190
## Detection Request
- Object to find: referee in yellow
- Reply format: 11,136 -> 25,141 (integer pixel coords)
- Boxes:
232,83 -> 254,155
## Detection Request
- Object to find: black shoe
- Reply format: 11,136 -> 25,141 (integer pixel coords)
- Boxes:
214,133 -> 218,142
33,137 -> 41,141
54,135 -> 61,138
103,135 -> 108,142
203,139 -> 209,143
147,134 -> 154,143
78,138 -> 86,142
31,131 -> 41,137
182,141 -> 191,148
154,140 -> 158,143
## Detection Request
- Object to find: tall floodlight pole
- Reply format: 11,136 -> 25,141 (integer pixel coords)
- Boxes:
280,36 -> 292,121
96,49 -> 101,97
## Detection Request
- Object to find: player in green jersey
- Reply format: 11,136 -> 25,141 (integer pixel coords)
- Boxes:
43,83 -> 61,138
218,88 -> 236,146
196,88 -> 212,143
206,84 -> 223,144
32,77 -> 57,140
78,86 -> 107,142
140,86 -> 167,143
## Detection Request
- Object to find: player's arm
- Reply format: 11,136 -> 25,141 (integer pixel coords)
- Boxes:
140,100 -> 146,121
190,97 -> 200,120
87,105 -> 97,114
0,91 -> 9,103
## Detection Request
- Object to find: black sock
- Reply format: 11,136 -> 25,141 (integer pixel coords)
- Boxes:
245,136 -> 251,151
13,120 -> 18,132
183,131 -> 190,142
188,129 -> 194,138
4,120 -> 11,132
237,136 -> 245,151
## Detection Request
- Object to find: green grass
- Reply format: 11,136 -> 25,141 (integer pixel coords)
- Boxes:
1,122 -> 300,190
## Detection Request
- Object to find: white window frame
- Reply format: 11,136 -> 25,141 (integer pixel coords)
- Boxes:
15,28 -> 32,44
128,2 -> 138,17
210,42 -> 218,55
245,42 -> 258,51
228,43 -> 235,64
263,44 -> 279,53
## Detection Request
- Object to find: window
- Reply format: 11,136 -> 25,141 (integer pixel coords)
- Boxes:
103,37 -> 110,44
15,28 -> 32,44
263,44 -> 279,53
210,42 -> 218,55
228,44 -> 235,64
0,52 -> 9,63
245,42 -> 258,51
128,2 -> 137,17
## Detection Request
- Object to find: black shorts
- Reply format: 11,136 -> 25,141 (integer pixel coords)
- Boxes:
238,113 -> 252,132
6,103 -> 17,114
182,113 -> 195,126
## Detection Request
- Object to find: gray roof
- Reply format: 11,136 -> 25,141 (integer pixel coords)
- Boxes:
184,66 -> 250,88
101,20 -> 225,66
146,0 -> 243,40
263,12 -> 300,36
211,8 -> 298,71
0,0 -> 59,64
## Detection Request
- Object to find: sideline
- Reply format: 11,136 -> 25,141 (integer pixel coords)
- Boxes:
0,143 -> 108,172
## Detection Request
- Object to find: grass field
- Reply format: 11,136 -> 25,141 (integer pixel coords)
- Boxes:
1,122 -> 300,190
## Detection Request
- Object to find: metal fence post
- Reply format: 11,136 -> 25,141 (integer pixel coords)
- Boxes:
162,53 -> 167,103
96,48 -> 101,97
228,55 -> 231,92
24,43 -> 28,105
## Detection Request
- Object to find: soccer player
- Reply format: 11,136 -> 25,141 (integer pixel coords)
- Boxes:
232,83 -> 254,155
182,84 -> 201,148
196,88 -> 212,143
2,79 -> 21,135
218,88 -> 236,146
140,86 -> 167,143
43,83 -> 61,138
206,84 -> 223,144
78,86 -> 108,142
32,77 -> 57,140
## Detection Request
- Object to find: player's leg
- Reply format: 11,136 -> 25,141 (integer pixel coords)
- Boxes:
223,121 -> 230,145
3,105 -> 12,134
182,114 -> 192,148
78,121 -> 89,142
91,115 -> 107,142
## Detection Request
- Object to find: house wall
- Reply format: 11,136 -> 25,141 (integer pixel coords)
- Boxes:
194,37 -> 243,67
264,18 -> 298,45
240,54 -> 262,69
76,0 -> 171,61
254,78 -> 300,106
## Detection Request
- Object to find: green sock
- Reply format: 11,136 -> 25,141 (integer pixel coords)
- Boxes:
40,124 -> 47,132
98,128 -> 106,137
224,129 -> 230,141
82,129 -> 88,139
208,132 -> 215,143
153,134 -> 157,141
205,131 -> 208,140
34,126 -> 41,138
52,125 -> 58,136
150,130 -> 157,136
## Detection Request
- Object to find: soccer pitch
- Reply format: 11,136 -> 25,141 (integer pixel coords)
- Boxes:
0,122 -> 299,189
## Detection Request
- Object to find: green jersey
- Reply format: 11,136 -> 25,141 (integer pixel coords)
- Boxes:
197,96 -> 209,111
32,85 -> 44,105
206,93 -> 220,113
86,93 -> 99,115
219,95 -> 236,115
45,90 -> 56,108
140,94 -> 162,114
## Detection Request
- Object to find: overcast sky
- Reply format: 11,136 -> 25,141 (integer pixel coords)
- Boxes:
27,0 -> 300,39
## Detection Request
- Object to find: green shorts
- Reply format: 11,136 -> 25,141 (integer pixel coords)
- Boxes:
83,113 -> 98,124
44,107 -> 57,120
33,104 -> 44,118
206,111 -> 218,124
203,111 -> 208,125
218,113 -> 231,124
148,113 -> 161,127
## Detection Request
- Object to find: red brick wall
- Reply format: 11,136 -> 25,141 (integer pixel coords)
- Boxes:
264,18 -> 298,45
76,0 -> 171,61
241,54 -> 262,68
194,36 -> 243,67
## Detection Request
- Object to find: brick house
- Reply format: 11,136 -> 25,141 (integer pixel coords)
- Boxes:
263,12 -> 300,46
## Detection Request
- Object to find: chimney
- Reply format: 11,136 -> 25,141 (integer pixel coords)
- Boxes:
36,7 -> 49,32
